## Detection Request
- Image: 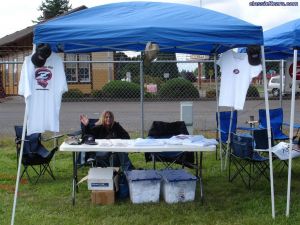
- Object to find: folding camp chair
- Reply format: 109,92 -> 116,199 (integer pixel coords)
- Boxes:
258,108 -> 289,141
229,133 -> 269,188
216,110 -> 238,160
253,128 -> 288,173
144,121 -> 198,175
14,125 -> 62,184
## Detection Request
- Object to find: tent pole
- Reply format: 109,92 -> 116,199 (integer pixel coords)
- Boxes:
280,60 -> 284,107
11,104 -> 28,225
261,46 -> 275,218
224,108 -> 233,170
214,54 -> 223,171
140,61 -> 144,138
286,49 -> 298,216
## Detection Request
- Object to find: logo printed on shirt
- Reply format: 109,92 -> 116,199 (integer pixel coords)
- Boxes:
35,68 -> 52,88
233,69 -> 240,74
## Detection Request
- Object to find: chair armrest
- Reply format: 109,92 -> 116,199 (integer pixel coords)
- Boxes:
237,126 -> 260,131
216,128 -> 227,134
42,134 -> 64,142
283,122 -> 300,129
15,138 -> 29,144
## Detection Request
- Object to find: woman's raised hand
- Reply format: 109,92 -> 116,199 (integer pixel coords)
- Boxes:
80,114 -> 89,126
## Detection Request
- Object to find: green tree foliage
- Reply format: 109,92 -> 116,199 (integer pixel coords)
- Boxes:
62,88 -> 84,99
180,70 -> 197,82
113,52 -> 137,80
158,78 -> 199,99
113,52 -> 179,82
144,52 -> 179,80
35,0 -> 72,22
198,62 -> 221,79
102,80 -> 140,99
247,85 -> 260,97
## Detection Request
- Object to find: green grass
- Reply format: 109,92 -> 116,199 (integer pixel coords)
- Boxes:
1,136 -> 300,225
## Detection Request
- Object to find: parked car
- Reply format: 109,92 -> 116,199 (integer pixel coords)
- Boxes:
267,75 -> 285,97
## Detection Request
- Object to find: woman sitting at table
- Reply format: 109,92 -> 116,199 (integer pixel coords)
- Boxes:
80,110 -> 134,171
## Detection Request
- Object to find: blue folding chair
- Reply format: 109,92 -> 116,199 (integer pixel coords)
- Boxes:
258,108 -> 289,141
216,110 -> 238,159
229,133 -> 269,188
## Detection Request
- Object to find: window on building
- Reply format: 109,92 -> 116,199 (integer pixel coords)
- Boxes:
5,63 -> 9,86
65,54 -> 91,83
13,58 -> 18,85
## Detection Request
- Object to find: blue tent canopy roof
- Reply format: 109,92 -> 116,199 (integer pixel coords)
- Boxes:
34,1 -> 263,54
264,18 -> 300,59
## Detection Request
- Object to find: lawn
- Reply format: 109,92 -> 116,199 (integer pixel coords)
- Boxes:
1,135 -> 300,225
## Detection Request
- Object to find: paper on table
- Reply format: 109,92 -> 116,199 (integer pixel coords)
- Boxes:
272,142 -> 300,160
134,138 -> 165,146
98,140 -> 112,147
111,139 -> 131,147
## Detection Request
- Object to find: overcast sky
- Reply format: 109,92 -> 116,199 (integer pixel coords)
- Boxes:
0,0 -> 299,38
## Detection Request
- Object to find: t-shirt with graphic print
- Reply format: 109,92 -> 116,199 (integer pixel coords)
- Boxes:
217,50 -> 262,110
19,52 -> 68,135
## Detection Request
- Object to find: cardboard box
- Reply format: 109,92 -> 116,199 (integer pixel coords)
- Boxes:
91,190 -> 115,205
125,170 -> 161,204
77,167 -> 115,191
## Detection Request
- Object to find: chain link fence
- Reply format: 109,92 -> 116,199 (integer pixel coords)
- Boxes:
1,55 -> 298,137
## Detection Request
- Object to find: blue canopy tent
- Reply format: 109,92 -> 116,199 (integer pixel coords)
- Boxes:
264,18 -> 300,217
33,2 -> 264,54
11,2 -> 276,224
33,0 -> 274,187
264,19 -> 300,59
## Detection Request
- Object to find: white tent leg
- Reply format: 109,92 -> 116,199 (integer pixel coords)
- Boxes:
286,49 -> 298,217
11,104 -> 28,225
214,54 -> 223,171
261,46 -> 275,218
224,108 -> 234,170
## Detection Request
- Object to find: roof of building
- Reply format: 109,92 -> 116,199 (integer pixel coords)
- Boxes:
0,5 -> 87,56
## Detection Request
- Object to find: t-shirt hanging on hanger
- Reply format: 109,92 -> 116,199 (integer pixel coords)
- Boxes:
19,52 -> 68,135
217,50 -> 262,110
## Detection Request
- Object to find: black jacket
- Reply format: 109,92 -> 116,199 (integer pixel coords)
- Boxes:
84,122 -> 130,139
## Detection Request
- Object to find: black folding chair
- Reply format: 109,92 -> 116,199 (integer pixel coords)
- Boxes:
253,128 -> 288,173
14,126 -> 62,184
144,121 -> 198,175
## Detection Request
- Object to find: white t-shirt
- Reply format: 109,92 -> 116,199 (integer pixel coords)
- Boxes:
19,53 -> 68,135
217,50 -> 262,110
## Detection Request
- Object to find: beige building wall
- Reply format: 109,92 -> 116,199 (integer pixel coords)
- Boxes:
91,52 -> 114,91
1,51 -> 113,96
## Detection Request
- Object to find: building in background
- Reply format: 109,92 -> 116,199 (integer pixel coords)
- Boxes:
0,5 -> 114,96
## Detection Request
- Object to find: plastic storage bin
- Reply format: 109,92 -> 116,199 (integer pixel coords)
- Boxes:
125,170 -> 161,204
160,169 -> 197,203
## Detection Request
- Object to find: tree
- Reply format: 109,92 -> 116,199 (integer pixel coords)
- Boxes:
35,0 -> 72,22
113,52 -> 179,82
